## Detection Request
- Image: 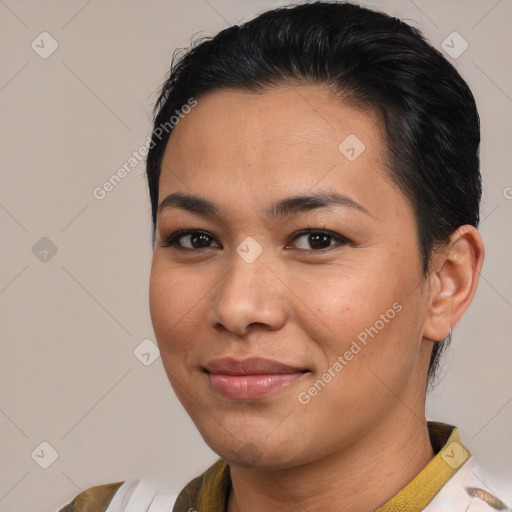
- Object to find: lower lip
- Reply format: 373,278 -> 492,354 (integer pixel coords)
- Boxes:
207,372 -> 306,399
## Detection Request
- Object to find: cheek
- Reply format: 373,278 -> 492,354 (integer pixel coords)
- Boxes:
285,262 -> 403,350
287,258 -> 423,400
148,261 -> 210,406
149,259 -> 208,354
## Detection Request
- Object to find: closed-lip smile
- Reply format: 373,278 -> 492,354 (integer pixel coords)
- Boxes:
203,356 -> 308,375
203,357 -> 309,400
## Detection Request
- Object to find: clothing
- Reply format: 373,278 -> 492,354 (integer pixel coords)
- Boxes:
58,422 -> 512,512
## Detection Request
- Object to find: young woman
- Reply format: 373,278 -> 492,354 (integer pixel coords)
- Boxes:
58,2 -> 511,511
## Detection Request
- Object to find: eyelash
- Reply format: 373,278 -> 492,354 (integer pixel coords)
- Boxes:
158,228 -> 350,252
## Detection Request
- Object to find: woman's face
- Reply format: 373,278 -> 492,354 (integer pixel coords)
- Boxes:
149,86 -> 434,469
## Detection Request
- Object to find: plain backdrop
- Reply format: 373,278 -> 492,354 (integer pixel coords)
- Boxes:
0,1 -> 511,511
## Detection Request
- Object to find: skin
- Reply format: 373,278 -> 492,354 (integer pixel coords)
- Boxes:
149,85 -> 484,512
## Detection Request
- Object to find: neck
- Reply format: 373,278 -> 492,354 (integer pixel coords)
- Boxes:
227,413 -> 435,512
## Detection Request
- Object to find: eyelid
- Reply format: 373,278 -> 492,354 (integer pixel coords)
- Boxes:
286,229 -> 350,250
158,229 -> 221,250
159,227 -> 351,252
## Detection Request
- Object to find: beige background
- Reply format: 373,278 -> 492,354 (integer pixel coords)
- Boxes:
0,1 -> 511,511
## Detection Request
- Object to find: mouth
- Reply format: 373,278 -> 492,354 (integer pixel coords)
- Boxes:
203,357 -> 309,400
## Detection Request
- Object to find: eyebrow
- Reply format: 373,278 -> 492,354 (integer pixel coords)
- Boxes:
157,191 -> 371,219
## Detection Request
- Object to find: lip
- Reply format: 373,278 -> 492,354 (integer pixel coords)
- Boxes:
204,357 -> 309,400
204,356 -> 307,375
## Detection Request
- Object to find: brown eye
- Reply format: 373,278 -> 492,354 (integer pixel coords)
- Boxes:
159,230 -> 221,250
289,229 -> 349,251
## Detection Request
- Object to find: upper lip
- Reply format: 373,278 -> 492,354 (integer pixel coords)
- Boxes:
203,357 -> 307,375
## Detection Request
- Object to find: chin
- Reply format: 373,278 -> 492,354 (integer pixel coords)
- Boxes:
197,420 -> 311,470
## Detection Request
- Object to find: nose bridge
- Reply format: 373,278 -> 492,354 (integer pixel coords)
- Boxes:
208,244 -> 286,335
226,251 -> 263,299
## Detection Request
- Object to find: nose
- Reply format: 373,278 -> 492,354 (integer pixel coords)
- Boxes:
206,250 -> 287,337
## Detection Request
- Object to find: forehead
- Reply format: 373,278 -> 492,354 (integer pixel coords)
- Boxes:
165,85 -> 384,169
159,86 -> 404,220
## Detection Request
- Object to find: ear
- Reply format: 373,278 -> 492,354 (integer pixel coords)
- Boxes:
422,225 -> 485,342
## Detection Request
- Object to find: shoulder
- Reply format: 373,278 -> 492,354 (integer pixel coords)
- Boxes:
59,478 -> 181,512
428,458 -> 512,511
58,481 -> 124,512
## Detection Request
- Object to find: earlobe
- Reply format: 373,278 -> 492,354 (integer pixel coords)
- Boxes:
423,225 -> 485,342
426,326 -> 452,344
